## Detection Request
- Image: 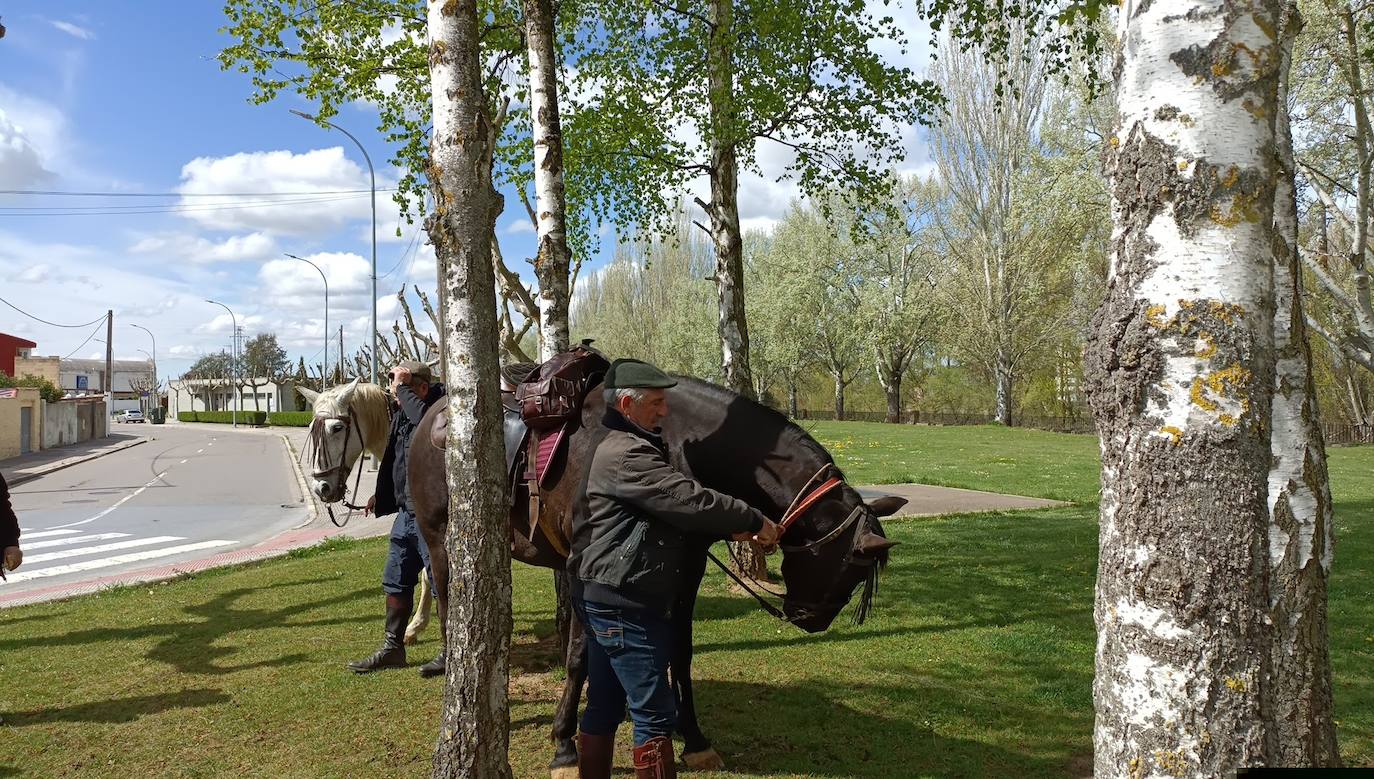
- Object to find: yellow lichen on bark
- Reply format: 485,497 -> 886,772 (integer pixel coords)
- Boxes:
1154,750 -> 1189,777
1191,377 -> 1220,412
1161,425 -> 1183,444
1146,303 -> 1168,328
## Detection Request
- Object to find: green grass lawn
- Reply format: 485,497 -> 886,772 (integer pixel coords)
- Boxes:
1,424 -> 1369,777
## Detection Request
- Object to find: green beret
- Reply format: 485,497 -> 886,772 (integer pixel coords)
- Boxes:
604,358 -> 677,389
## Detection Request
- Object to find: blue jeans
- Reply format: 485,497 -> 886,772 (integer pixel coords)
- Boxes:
381,507 -> 433,596
575,598 -> 677,746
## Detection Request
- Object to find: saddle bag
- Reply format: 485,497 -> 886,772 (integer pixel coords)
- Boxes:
515,340 -> 610,431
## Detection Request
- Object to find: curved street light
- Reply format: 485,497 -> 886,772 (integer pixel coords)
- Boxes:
290,108 -> 377,388
284,252 -> 330,383
129,324 -> 157,415
205,299 -> 239,428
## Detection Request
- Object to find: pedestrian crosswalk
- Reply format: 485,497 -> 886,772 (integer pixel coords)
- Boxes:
6,528 -> 235,584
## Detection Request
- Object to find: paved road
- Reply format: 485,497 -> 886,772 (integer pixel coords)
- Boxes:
3,424 -> 310,601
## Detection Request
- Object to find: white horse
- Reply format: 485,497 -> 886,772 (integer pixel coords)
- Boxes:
297,378 -> 435,644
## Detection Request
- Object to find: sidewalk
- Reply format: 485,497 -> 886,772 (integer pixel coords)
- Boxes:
0,434 -> 148,487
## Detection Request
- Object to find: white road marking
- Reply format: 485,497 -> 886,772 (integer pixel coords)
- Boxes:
24,532 -> 131,550
22,529 -> 80,540
4,539 -> 236,583
47,470 -> 167,530
26,536 -> 186,564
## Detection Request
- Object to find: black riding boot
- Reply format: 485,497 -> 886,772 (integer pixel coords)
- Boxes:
418,647 -> 445,678
347,593 -> 411,673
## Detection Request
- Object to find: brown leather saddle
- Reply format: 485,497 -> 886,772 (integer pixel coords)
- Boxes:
427,343 -> 609,557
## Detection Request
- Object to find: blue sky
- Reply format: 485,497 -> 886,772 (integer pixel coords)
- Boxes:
0,2 -> 933,385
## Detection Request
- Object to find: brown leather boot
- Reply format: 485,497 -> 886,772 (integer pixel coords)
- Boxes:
577,732 -> 615,779
632,736 -> 676,779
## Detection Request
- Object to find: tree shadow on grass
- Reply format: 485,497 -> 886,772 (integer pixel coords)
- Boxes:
2,688 -> 230,727
689,678 -> 1075,778
0,577 -> 376,676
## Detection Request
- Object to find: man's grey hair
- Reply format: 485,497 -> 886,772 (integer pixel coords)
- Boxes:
605,387 -> 649,407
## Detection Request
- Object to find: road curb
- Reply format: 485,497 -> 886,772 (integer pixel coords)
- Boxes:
3,438 -> 147,487
278,432 -> 321,527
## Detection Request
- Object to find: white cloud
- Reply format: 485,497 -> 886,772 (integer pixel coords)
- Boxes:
504,218 -> 536,235
0,103 -> 58,188
50,20 -> 96,40
128,231 -> 280,264
176,148 -> 387,235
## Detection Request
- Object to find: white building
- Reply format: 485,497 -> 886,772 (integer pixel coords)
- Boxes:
167,377 -> 301,417
59,358 -> 156,414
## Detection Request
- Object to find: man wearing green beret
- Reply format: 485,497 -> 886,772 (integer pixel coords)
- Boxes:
568,358 -> 781,778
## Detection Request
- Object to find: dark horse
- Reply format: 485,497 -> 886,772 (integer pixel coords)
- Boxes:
406,377 -> 902,776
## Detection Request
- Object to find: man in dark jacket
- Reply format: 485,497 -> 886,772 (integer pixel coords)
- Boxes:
348,359 -> 447,677
568,359 -> 782,779
1,473 -> 22,579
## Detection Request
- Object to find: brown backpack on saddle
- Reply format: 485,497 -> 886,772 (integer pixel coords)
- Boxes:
515,340 -> 610,431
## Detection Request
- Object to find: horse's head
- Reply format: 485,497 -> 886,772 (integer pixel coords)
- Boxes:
298,378 -> 386,503
774,474 -> 902,633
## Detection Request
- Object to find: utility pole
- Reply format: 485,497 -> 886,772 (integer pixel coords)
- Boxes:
338,325 -> 345,385
104,310 -> 114,420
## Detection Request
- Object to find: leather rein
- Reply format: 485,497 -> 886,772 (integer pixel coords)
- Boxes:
705,464 -> 869,623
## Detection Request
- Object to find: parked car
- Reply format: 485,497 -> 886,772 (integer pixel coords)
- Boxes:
117,410 -> 146,424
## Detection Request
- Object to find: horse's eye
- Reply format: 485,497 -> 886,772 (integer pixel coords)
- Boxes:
328,421 -> 344,435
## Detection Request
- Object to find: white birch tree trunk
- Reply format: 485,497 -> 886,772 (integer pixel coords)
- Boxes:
427,0 -> 513,775
1083,1 -> 1284,775
524,0 -> 572,361
1267,4 -> 1339,764
705,0 -> 754,399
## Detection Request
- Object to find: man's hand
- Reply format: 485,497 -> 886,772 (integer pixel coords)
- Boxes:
365,495 -> 376,516
753,518 -> 782,548
2,545 -> 21,572
390,366 -> 411,396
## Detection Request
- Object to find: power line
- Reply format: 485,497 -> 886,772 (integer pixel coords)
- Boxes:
0,297 -> 108,329
62,319 -> 107,359
1,187 -> 397,198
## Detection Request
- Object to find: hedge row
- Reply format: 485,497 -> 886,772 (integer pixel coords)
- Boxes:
268,411 -> 315,427
176,411 -> 268,425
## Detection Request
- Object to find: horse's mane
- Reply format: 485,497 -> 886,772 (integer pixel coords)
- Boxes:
674,376 -> 842,476
315,382 -> 391,458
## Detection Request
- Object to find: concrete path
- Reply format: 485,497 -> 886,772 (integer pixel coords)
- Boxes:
856,483 -> 1069,516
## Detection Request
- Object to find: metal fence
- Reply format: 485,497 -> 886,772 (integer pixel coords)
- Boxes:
796,410 -> 1372,445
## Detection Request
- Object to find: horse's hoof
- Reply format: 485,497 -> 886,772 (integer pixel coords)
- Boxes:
403,632 -> 420,646
549,766 -> 579,779
682,748 -> 726,771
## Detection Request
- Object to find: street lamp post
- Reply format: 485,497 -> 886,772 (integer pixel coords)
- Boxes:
205,300 -> 240,428
284,252 -> 329,383
130,324 -> 157,416
291,108 -> 377,388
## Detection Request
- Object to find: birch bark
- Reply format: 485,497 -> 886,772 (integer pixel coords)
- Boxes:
427,0 -> 513,775
1082,1 -> 1284,775
1267,3 -> 1339,764
523,0 -> 572,360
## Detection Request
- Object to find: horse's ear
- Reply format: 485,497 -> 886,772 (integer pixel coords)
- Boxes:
297,386 -> 320,406
866,496 -> 907,517
855,531 -> 898,558
339,376 -> 361,403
